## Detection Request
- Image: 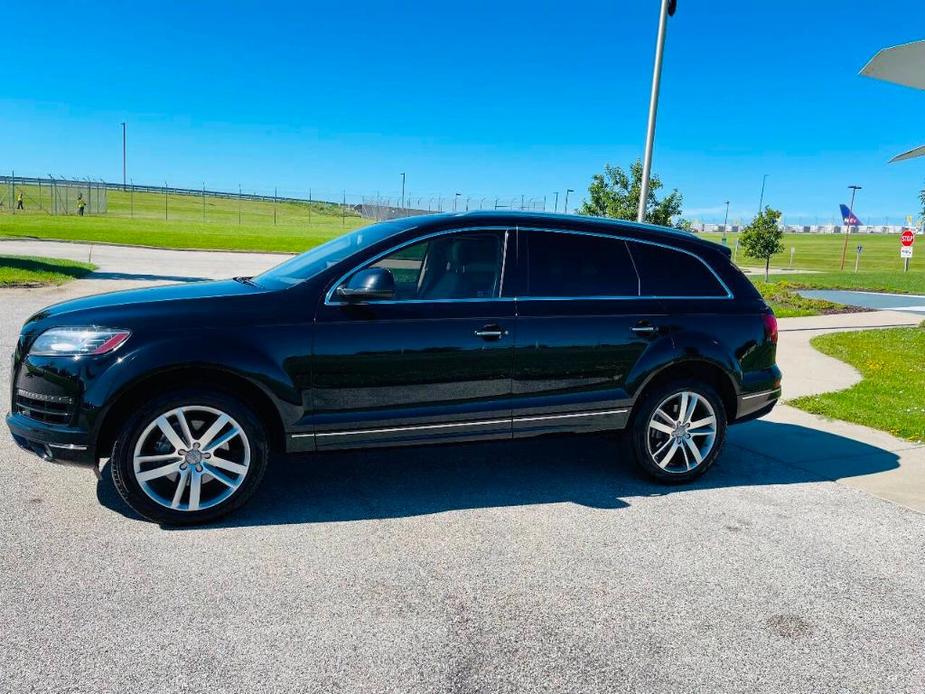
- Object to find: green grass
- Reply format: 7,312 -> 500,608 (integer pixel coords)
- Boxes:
758,271 -> 925,295
0,185 -> 369,253
701,231 -> 920,273
0,255 -> 96,287
790,326 -> 925,442
752,280 -> 850,318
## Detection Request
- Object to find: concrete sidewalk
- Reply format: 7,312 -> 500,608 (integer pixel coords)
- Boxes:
729,310 -> 925,514
0,237 -> 288,284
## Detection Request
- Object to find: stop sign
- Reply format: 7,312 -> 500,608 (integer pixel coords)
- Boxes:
901,229 -> 915,247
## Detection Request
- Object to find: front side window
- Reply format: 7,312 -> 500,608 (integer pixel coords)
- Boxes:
526,231 -> 638,297
628,242 -> 728,297
352,231 -> 505,301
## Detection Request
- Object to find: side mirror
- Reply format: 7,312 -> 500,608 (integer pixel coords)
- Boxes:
335,267 -> 396,301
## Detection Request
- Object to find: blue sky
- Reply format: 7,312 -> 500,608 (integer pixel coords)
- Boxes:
2,0 -> 924,223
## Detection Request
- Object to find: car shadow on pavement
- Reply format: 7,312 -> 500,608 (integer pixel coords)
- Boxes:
96,419 -> 900,528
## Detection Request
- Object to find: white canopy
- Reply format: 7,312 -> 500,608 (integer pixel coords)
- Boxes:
860,40 -> 925,161
861,40 -> 925,90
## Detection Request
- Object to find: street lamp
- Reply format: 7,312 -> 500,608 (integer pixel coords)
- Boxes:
121,122 -> 127,191
722,200 -> 730,244
637,0 -> 678,223
553,191 -> 560,213
400,172 -> 406,209
453,192 -> 461,212
839,185 -> 862,270
758,174 -> 769,213
563,189 -> 574,214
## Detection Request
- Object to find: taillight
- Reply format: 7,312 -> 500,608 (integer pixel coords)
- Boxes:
762,312 -> 778,345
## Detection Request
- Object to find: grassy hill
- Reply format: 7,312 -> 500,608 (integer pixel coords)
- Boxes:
0,185 -> 369,253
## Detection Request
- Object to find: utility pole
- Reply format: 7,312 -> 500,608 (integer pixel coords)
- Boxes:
400,172 -> 406,209
564,188 -> 574,214
839,185 -> 862,271
637,0 -> 677,223
121,122 -> 127,191
722,200 -> 730,244
758,174 -> 769,214
553,191 -> 559,213
454,193 -> 461,212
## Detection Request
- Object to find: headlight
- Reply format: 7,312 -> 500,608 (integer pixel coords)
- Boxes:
29,327 -> 131,357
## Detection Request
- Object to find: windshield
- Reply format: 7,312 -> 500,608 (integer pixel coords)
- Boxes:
253,220 -> 412,289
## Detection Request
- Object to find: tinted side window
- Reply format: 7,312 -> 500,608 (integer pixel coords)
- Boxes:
527,231 -> 638,297
628,242 -> 727,297
366,232 -> 504,301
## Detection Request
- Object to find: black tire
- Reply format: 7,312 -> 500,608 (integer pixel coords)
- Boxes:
110,388 -> 268,525
629,379 -> 727,483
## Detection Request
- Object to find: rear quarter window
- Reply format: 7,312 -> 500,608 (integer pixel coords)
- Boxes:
628,242 -> 728,298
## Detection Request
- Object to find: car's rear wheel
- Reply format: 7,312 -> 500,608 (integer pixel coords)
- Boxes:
110,389 -> 268,525
630,379 -> 726,482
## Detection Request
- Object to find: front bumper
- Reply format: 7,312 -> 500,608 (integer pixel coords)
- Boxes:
6,412 -> 96,467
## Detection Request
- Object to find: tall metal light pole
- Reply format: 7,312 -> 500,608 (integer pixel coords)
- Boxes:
839,185 -> 862,270
454,192 -> 461,212
722,200 -> 730,243
553,191 -> 560,213
400,173 -> 406,209
564,189 -> 574,214
121,122 -> 127,191
757,174 -> 768,214
637,0 -> 677,223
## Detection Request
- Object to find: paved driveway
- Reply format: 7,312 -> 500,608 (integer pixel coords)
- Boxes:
1,254 -> 923,692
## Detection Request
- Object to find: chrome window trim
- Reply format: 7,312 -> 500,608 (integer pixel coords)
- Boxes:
324,226 -> 514,306
323,223 -> 733,306
296,407 -> 631,439
518,226 -> 734,300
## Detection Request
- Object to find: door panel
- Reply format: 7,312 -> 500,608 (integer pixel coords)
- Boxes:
311,229 -> 515,449
511,229 -> 666,437
511,299 -> 666,436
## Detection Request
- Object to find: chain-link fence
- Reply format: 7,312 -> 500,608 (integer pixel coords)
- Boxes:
0,176 -> 107,215
0,174 -> 571,226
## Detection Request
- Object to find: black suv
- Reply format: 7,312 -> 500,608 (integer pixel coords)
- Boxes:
7,212 -> 781,524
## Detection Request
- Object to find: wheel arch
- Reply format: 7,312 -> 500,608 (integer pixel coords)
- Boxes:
94,366 -> 288,459
631,358 -> 739,424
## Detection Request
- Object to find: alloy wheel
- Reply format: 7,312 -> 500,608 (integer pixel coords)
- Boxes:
131,405 -> 251,512
645,391 -> 717,473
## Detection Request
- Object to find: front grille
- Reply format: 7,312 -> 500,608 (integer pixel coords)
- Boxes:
15,389 -> 75,425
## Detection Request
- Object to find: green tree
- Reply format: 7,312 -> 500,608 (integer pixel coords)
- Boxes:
578,160 -> 683,226
740,206 -> 784,281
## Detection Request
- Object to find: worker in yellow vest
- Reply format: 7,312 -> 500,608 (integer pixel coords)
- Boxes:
77,193 -> 86,216
16,192 -> 24,210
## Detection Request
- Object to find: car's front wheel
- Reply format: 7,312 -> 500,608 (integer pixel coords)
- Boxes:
630,379 -> 727,482
110,389 -> 268,525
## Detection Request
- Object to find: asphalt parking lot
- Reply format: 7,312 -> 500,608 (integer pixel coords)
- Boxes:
1,261 -> 924,692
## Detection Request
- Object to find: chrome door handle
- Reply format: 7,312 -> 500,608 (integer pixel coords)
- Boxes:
474,325 -> 505,339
